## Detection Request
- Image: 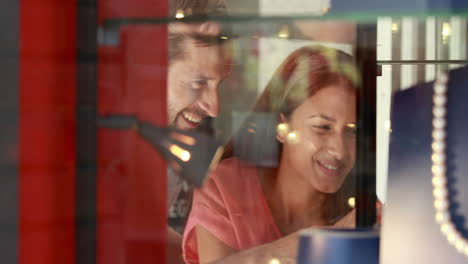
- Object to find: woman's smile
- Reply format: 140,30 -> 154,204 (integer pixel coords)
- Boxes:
315,159 -> 343,179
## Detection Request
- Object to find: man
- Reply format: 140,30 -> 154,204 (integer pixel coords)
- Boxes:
166,1 -> 232,263
168,0 -> 230,130
167,31 -> 232,130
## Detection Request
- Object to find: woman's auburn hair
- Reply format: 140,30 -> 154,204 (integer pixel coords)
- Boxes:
224,45 -> 360,161
253,45 -> 360,118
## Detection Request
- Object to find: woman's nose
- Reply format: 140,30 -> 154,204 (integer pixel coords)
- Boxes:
326,134 -> 347,160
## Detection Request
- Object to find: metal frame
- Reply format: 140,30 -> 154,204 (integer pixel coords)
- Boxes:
356,23 -> 378,227
76,0 -> 98,263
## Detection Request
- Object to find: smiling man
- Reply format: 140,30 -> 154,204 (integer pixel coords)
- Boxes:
167,0 -> 231,131
166,1 -> 232,263
166,1 -> 232,218
167,32 -> 232,130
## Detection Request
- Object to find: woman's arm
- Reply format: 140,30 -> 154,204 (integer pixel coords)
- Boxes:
168,227 -> 185,264
197,225 -> 299,264
198,210 -> 359,264
196,225 -> 236,264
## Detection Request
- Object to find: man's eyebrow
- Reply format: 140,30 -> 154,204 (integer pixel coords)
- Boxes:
192,72 -> 229,81
189,33 -> 228,45
190,74 -> 212,81
308,114 -> 336,122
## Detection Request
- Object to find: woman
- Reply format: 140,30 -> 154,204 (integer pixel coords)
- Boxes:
182,45 -> 360,264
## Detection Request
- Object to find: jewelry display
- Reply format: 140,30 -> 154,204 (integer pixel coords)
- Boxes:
431,71 -> 468,257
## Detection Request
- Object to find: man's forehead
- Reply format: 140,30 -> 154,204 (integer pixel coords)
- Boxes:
169,22 -> 222,36
180,61 -> 231,81
184,39 -> 231,61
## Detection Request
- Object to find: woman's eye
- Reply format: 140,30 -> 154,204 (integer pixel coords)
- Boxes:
312,125 -> 331,131
344,126 -> 357,136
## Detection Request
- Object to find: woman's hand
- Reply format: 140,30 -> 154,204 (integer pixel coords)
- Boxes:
376,200 -> 383,225
333,209 -> 356,228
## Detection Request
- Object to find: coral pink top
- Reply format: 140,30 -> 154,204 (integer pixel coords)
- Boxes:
182,158 -> 282,264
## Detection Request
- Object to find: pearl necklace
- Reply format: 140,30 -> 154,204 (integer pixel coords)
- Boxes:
431,71 -> 468,257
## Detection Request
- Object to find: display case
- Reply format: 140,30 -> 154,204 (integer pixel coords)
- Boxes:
4,0 -> 468,264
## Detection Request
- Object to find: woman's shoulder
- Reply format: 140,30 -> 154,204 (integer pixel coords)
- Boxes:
214,157 -> 256,171
207,157 -> 258,188
197,157 -> 263,206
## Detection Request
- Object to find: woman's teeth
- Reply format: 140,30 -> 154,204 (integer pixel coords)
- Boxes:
182,111 -> 202,123
320,162 -> 338,170
323,164 -> 338,170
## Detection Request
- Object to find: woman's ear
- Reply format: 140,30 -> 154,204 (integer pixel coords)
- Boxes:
276,114 -> 289,143
279,113 -> 287,123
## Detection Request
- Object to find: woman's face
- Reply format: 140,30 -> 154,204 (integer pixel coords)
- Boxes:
281,85 -> 356,193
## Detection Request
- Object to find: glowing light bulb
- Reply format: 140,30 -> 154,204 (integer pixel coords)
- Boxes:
434,199 -> 448,210
287,131 -> 300,144
347,197 -> 356,208
442,22 -> 451,42
435,212 -> 449,223
175,10 -> 185,19
431,165 -> 445,175
181,150 -> 191,162
433,187 -> 447,199
432,176 -> 446,187
384,120 -> 391,132
269,258 -> 281,264
277,123 -> 289,136
171,132 -> 196,146
347,123 -> 356,129
455,240 -> 466,253
432,153 -> 446,164
169,144 -> 191,162
447,232 -> 459,245
277,26 -> 289,39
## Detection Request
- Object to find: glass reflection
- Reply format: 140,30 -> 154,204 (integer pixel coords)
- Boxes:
183,46 -> 359,263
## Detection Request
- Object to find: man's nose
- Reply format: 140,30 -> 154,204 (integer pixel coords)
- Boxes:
198,22 -> 222,36
198,86 -> 220,118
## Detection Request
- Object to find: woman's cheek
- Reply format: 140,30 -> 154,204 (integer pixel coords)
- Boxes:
306,133 -> 322,154
348,139 -> 357,162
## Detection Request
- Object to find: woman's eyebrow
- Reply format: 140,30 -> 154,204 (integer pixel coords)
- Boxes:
309,114 -> 335,122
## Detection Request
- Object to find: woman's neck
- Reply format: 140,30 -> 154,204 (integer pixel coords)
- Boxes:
259,163 -> 330,235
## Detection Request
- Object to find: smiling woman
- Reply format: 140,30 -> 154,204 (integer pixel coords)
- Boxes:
181,45 -> 361,264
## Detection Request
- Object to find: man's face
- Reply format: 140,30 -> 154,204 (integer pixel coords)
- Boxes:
168,37 -> 231,130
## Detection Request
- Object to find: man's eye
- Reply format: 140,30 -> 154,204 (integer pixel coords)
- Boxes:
191,80 -> 207,89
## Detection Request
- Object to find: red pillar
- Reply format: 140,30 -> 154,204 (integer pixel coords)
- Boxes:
19,1 -> 77,264
97,0 -> 168,263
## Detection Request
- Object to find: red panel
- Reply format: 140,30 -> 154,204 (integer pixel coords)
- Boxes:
97,1 -> 168,263
18,0 -> 77,264
98,0 -> 168,23
121,26 -> 167,263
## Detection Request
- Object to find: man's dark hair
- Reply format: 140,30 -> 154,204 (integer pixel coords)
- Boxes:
169,0 -> 227,17
168,33 -> 230,63
168,0 -> 231,63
